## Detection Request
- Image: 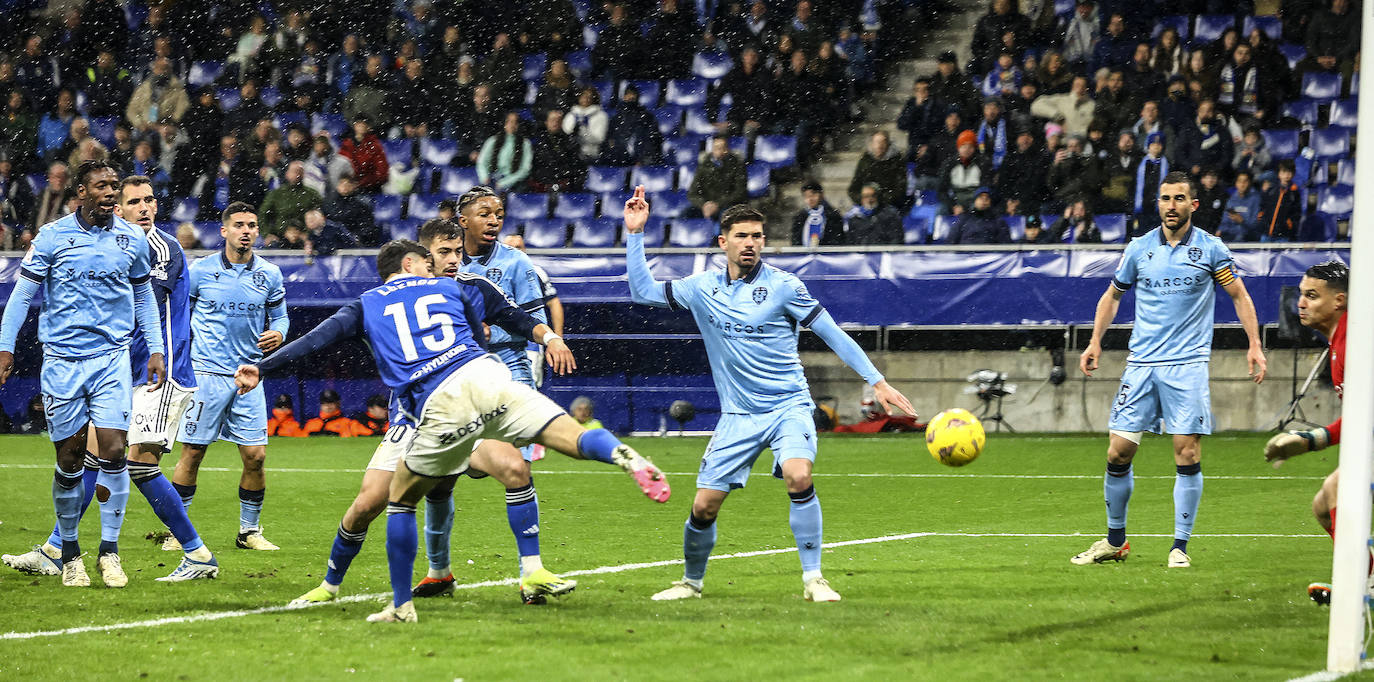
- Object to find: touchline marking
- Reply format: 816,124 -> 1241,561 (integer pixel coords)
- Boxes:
0,530 -> 1326,641
0,464 -> 1327,481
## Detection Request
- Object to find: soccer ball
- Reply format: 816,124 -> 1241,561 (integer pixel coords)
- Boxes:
925,408 -> 986,467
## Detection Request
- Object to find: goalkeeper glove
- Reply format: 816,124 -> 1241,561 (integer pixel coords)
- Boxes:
1264,428 -> 1331,468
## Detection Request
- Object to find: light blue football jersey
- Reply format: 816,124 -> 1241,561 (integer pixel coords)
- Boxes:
187,253 -> 287,375
1111,226 -> 1237,366
16,210 -> 154,358
459,241 -> 547,347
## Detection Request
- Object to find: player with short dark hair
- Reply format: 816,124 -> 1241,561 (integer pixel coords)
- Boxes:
2,176 -> 220,582
239,239 -> 669,622
0,160 -> 166,586
1074,170 -> 1267,568
1261,260 -> 1349,603
623,186 -> 916,602
170,201 -> 289,551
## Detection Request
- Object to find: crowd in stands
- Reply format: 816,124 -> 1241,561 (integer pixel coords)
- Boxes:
876,0 -> 1360,245
0,0 -> 919,252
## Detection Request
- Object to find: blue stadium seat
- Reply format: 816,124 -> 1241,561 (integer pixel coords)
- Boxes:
1309,128 -> 1350,159
746,162 -> 769,199
663,135 -> 705,165
382,139 -> 415,168
522,53 -> 547,82
650,190 -> 690,218
1298,213 -> 1339,241
553,192 -> 597,219
439,167 -> 480,195
565,49 -> 593,75
677,163 -> 697,189
419,138 -> 458,166
1301,72 -> 1342,101
1261,129 -> 1300,158
386,218 -> 422,241
1244,15 -> 1282,40
665,78 -> 708,107
1278,43 -> 1307,69
1317,185 -> 1354,219
930,215 -> 957,244
1152,15 -> 1191,40
523,81 -> 539,106
373,194 -> 404,222
683,107 -> 717,135
260,86 -> 283,108
275,111 -> 307,131
903,206 -> 936,244
522,218 -> 568,248
1097,214 -> 1128,243
571,217 -> 620,247
668,218 -> 717,247
89,116 -> 118,146
691,51 -> 733,80
620,80 -> 660,108
194,221 -> 224,249
311,113 -> 347,139
631,166 -> 676,192
583,24 -> 602,48
188,60 -> 224,87
1005,215 -> 1026,242
753,135 -> 797,168
505,193 -> 550,220
1281,99 -> 1320,126
651,106 -> 682,136
217,86 -> 241,110
408,193 -> 443,221
1052,0 -> 1075,16
589,79 -> 615,106
171,197 -> 199,222
1351,73 -> 1359,96
727,135 -> 749,158
1329,98 -> 1358,128
641,216 -> 668,246
585,166 -> 628,193
1193,15 -> 1235,45
1333,159 -> 1355,187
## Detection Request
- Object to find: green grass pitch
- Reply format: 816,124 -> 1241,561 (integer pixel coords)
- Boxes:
0,432 -> 1359,680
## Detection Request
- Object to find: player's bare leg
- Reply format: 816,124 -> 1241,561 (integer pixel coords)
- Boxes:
1167,434 -> 1202,568
369,465 -> 440,623
1072,434 -> 1138,565
652,487 -> 728,601
537,415 -> 670,502
234,444 -> 276,549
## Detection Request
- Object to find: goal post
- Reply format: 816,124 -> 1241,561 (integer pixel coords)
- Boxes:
1326,1 -> 1374,671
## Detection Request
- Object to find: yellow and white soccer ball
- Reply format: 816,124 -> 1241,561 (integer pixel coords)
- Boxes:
925,408 -> 986,467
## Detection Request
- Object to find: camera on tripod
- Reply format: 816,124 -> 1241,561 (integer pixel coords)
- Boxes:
964,370 -> 1018,432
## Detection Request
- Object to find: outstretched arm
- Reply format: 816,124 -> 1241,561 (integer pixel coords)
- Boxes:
239,300 -> 363,393
808,310 -> 916,417
623,185 -> 674,308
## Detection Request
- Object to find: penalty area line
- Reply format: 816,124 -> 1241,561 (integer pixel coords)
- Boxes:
0,530 -> 1327,641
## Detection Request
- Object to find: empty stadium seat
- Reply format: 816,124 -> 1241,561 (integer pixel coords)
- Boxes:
620,79 -> 660,108
1261,129 -> 1300,158
583,24 -> 602,48
903,206 -> 936,244
522,53 -> 547,81
683,107 -> 718,135
382,139 -> 415,168
1278,43 -> 1306,69
260,86 -> 283,108
373,194 -> 404,222
89,116 -> 118,146
522,219 -> 568,248
439,166 -> 480,195
171,197 -> 199,222
753,135 -> 797,168
665,78 -> 708,107
1243,15 -> 1282,40
727,135 -> 749,158
1329,98 -> 1358,128
641,216 -> 668,246
1097,214 -> 1128,243
1317,185 -> 1354,219
505,193 -> 550,220
419,138 -> 458,166
651,106 -> 682,136
188,60 -> 224,87
631,166 -> 676,192
589,79 -> 615,106
663,135 -> 705,165
194,221 -> 224,248
585,166 -> 629,193
1309,128 -> 1350,159
553,192 -> 597,219
1005,215 -> 1026,242
386,218 -> 422,241
1193,15 -> 1235,44
1281,99 -> 1320,126
275,111 -> 307,133
650,190 -> 690,217
677,164 -> 696,189
311,113 -> 347,139
745,162 -> 770,199
691,51 -> 733,80
1152,15 -> 1191,40
565,49 -> 593,75
408,193 -> 443,220
1333,159 -> 1355,187
1301,72 -> 1342,101
1298,213 -> 1339,241
571,217 -> 620,247
217,86 -> 241,110
930,215 -> 957,244
668,219 -> 717,247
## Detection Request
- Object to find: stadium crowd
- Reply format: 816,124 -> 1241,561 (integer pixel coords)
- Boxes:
881,0 -> 1362,244
0,0 -> 923,250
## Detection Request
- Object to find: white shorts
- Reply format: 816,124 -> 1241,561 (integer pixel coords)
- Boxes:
367,421 -> 415,472
404,356 -> 565,478
128,379 -> 197,452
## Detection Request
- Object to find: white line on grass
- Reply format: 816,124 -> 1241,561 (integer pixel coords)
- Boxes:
1287,661 -> 1374,682
0,463 -> 1327,481
0,530 -> 1327,641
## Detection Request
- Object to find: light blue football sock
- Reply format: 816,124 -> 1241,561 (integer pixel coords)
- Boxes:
1172,463 -> 1203,553
424,479 -> 455,572
47,453 -> 98,550
53,465 -> 84,562
96,458 -> 130,555
238,487 -> 264,531
1105,461 -> 1133,546
683,514 -> 716,582
788,486 -> 823,574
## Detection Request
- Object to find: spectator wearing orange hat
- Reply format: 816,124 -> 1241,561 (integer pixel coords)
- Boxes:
940,128 -> 991,212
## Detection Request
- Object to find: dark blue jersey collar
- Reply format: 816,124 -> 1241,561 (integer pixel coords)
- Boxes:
220,252 -> 259,270
1158,224 -> 1195,247
725,258 -> 763,285
75,208 -> 113,231
462,243 -> 498,266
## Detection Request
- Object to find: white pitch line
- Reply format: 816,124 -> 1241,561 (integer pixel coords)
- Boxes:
0,463 -> 1327,481
1287,661 -> 1374,682
0,530 -> 1327,642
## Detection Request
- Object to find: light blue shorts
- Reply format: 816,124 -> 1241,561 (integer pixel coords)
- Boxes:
1108,362 -> 1212,435
41,347 -> 133,442
493,346 -> 538,462
697,404 -> 817,492
178,372 -> 269,446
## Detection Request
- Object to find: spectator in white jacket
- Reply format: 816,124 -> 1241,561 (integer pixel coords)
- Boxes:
562,86 -> 610,162
1030,76 -> 1097,137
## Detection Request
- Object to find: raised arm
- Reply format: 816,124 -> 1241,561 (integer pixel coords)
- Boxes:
623,185 -> 675,308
